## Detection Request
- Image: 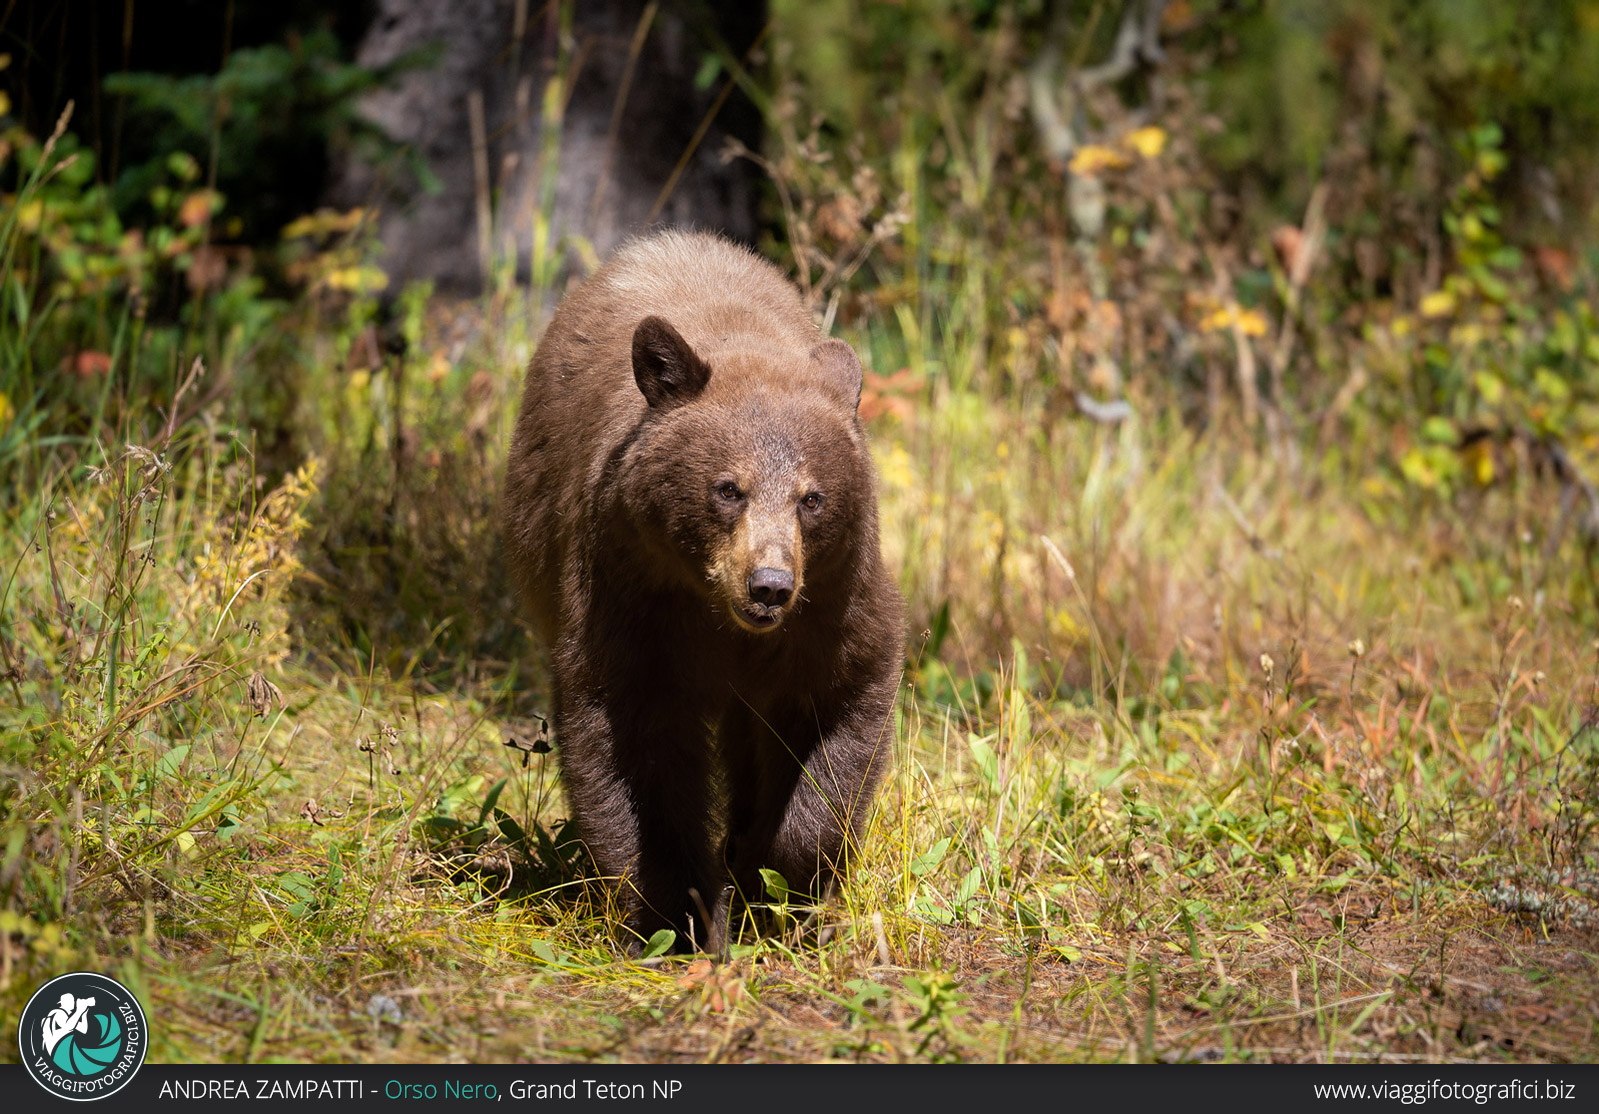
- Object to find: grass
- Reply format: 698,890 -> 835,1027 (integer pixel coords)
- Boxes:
2,23 -> 1597,1063
1,286 -> 1595,1062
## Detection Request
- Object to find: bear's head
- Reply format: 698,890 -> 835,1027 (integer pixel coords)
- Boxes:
620,315 -> 874,634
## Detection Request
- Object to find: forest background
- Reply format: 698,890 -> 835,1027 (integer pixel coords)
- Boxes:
1,0 -> 1597,1063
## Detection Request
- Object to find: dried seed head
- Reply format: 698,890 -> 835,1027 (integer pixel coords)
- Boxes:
1040,534 -> 1076,581
1508,595 -> 1524,611
124,443 -> 171,481
1260,653 -> 1275,679
245,671 -> 283,717
1347,639 -> 1366,659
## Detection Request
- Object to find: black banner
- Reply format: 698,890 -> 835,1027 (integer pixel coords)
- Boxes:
2,1062 -> 1595,1113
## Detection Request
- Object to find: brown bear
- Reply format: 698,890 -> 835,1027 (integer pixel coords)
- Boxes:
502,230 -> 904,954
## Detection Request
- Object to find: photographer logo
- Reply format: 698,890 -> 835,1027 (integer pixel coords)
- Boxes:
18,972 -> 148,1101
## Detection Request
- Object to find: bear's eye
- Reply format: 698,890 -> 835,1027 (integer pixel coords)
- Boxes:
715,480 -> 744,503
801,491 -> 823,512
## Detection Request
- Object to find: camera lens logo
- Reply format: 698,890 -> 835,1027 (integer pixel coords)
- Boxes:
18,972 -> 148,1101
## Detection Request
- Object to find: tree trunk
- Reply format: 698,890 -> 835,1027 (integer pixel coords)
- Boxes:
331,0 -> 765,292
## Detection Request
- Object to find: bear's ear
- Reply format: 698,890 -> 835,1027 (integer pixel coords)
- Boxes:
809,339 -> 863,411
632,316 -> 711,409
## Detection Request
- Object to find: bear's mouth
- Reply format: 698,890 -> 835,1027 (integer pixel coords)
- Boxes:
733,601 -> 784,633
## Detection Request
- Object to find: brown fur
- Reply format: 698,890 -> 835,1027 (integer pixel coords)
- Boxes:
502,231 -> 905,953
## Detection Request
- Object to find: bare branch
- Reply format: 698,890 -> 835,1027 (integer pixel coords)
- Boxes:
1063,0 -> 1172,95
1028,1 -> 1169,165
1268,182 -> 1329,415
1027,37 -> 1074,165
1074,391 -> 1135,424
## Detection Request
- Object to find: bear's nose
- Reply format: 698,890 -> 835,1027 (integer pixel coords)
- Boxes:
747,567 -> 794,607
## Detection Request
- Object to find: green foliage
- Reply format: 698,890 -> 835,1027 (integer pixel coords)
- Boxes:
1195,0 -> 1599,230
768,0 -> 1599,615
1387,123 -> 1599,496
902,969 -> 968,1058
640,930 -> 677,960
0,109 -> 289,473
103,30 -> 429,240
0,103 -> 319,992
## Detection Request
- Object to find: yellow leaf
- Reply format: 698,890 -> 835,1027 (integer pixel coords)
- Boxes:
1473,371 -> 1504,406
1400,447 -> 1464,492
876,443 -> 914,492
1068,144 -> 1130,177
428,350 -> 451,383
282,214 -> 318,240
1468,444 -> 1495,486
327,265 -> 388,294
1049,607 -> 1085,647
1535,366 -> 1571,403
0,91 -> 10,117
1199,305 -> 1268,337
0,390 -> 12,433
1235,308 -> 1269,337
1124,126 -> 1167,159
282,207 -> 368,241
1419,289 -> 1455,318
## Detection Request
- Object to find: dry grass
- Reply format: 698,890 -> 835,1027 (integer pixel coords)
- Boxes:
3,304 -> 1594,1063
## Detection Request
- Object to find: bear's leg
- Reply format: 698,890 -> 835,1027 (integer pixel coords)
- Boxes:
560,689 -> 723,954
626,757 -> 724,952
722,687 -> 896,908
720,702 -> 799,906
